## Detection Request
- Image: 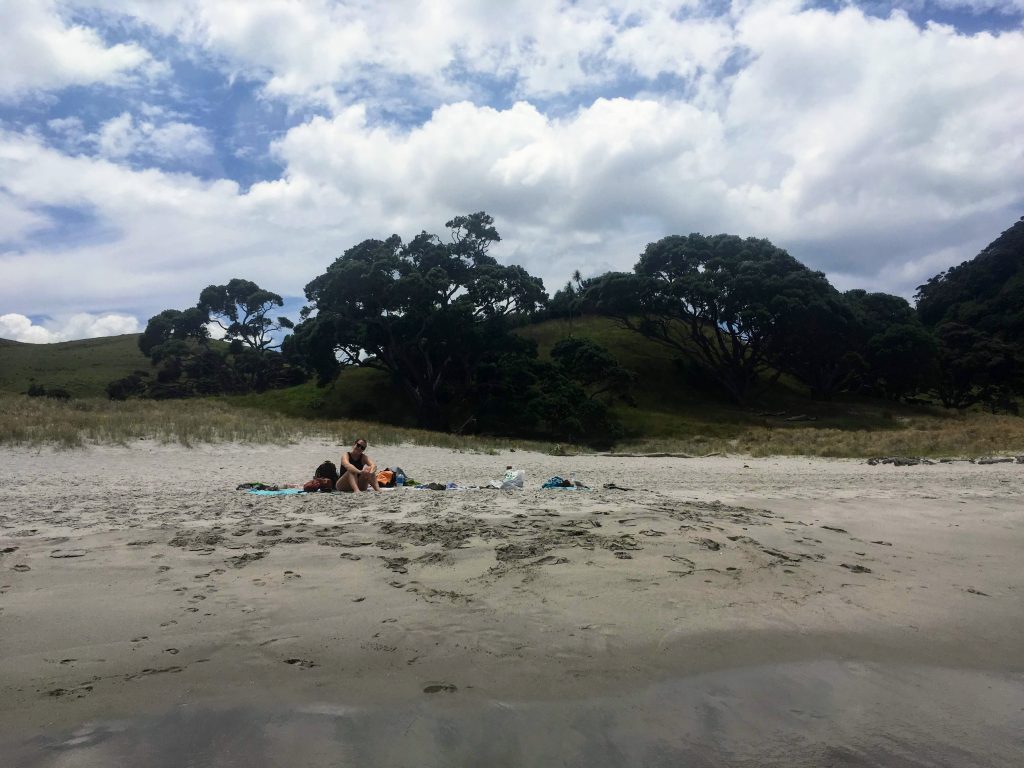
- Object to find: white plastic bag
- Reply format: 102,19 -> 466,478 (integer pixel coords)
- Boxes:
500,469 -> 525,490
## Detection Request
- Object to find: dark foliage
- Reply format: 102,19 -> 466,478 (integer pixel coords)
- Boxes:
916,216 -> 1024,408
26,382 -> 72,400
198,278 -> 293,351
584,234 -> 838,405
289,213 -> 624,443
125,280 -> 304,400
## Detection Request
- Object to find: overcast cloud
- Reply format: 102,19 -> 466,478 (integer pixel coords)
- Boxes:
0,0 -> 1021,342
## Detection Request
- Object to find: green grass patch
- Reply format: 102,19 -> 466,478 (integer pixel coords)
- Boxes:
0,334 -> 150,398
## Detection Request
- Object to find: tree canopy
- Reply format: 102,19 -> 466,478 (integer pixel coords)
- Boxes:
288,212 -> 549,430
198,278 -> 293,351
584,233 -> 838,404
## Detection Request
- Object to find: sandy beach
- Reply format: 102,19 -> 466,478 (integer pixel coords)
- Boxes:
2,442 -> 1023,766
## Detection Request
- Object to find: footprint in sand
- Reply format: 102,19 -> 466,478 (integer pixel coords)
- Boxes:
284,658 -> 316,668
12,564 -> 30,572
694,538 -> 722,551
284,571 -> 301,580
226,552 -> 266,568
423,683 -> 457,694
532,556 -> 569,565
50,549 -> 89,558
46,685 -> 93,699
339,553 -> 362,561
840,563 -> 872,574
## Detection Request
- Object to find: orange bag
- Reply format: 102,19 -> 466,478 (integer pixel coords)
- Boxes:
376,469 -> 395,487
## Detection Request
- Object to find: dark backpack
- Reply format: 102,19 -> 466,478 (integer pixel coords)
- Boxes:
314,460 -> 339,483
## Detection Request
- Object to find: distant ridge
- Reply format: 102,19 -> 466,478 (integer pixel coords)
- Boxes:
0,333 -> 149,398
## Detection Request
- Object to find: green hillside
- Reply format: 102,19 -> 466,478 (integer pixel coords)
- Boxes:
517,316 -> 914,438
236,315 -> 929,445
0,334 -> 150,398
0,317 -> 943,445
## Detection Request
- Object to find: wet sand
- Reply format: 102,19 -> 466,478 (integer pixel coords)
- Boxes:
1,443 -> 1022,765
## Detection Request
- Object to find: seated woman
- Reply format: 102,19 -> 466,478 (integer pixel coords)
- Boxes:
337,439 -> 381,492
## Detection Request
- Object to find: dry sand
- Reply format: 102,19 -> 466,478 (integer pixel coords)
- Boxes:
1,442 -> 1022,764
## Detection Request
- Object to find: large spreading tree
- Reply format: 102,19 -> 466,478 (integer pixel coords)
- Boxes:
288,213 -> 548,430
583,233 -> 838,405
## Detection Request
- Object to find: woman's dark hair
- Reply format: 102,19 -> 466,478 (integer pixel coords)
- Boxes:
314,460 -> 339,483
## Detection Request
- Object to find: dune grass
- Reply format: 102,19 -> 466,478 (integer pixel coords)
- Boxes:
2,393 -> 1021,459
0,395 -> 551,453
3,319 -> 1022,458
613,411 -> 1024,458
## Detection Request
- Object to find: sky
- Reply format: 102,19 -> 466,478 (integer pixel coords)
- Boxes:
0,0 -> 1022,343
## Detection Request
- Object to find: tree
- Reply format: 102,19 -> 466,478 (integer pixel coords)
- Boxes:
129,280 -> 303,399
845,290 -> 937,400
584,233 -> 837,405
550,337 -> 635,404
768,289 -> 864,400
934,323 -> 1017,409
916,217 -> 1024,407
290,212 -> 547,430
198,278 -> 293,351
138,308 -> 209,357
916,217 -> 1024,339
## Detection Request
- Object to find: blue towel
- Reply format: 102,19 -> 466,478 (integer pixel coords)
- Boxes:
247,488 -> 304,496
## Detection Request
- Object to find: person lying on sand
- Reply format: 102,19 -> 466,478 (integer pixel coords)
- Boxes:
337,439 -> 381,492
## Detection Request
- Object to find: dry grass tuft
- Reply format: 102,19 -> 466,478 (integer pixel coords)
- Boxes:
2,395 -> 1022,459
617,411 -> 1024,459
0,396 -> 549,453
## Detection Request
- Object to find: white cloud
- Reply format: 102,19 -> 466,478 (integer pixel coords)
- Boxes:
70,0 -> 742,107
0,312 -> 140,343
0,0 -> 156,100
94,112 -> 215,162
0,0 -> 1022,333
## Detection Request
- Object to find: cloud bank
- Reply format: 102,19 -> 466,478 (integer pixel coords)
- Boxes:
0,0 -> 1022,340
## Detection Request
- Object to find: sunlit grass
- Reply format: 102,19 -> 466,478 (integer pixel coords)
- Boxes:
613,410 -> 1024,458
2,394 -> 1021,459
0,395 -> 553,453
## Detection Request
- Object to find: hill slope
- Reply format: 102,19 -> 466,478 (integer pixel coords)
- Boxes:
0,334 -> 150,398
238,315 -> 924,444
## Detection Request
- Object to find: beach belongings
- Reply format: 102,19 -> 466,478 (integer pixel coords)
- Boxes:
541,476 -> 590,489
376,469 -> 395,486
302,477 -> 334,492
248,488 -> 304,496
602,482 -> 633,491
488,467 -> 525,489
314,460 -> 340,483
236,482 -> 280,491
395,469 -> 406,486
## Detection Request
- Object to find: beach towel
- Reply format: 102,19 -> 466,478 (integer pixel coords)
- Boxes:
541,476 -> 590,490
248,488 -> 304,496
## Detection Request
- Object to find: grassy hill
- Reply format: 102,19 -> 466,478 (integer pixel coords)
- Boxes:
2,319 -> 1021,456
236,315 -> 944,448
0,334 -> 150,398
